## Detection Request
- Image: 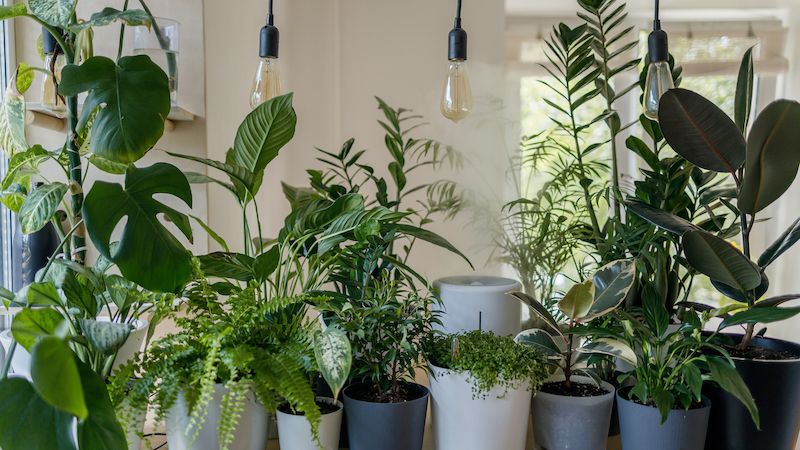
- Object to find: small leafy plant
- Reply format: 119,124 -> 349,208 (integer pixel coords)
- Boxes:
629,49 -> 800,351
513,260 -> 635,390
601,296 -> 759,426
427,330 -> 549,398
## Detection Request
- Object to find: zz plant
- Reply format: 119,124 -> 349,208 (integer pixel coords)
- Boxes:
513,260 -> 635,388
629,49 -> 800,350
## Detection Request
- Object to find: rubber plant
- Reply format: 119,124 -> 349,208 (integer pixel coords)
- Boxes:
0,2 -> 196,449
629,48 -> 800,350
513,260 -> 636,388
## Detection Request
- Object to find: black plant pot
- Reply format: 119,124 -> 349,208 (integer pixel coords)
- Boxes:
342,382 -> 429,450
20,221 -> 59,286
704,335 -> 800,450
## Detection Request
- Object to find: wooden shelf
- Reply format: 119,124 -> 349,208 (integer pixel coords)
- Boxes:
26,103 -> 195,132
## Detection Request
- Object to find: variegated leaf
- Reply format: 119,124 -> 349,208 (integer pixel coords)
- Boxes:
314,326 -> 352,399
28,0 -> 76,28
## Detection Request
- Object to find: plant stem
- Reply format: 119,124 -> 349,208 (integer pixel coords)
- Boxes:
65,93 -> 85,264
0,340 -> 16,379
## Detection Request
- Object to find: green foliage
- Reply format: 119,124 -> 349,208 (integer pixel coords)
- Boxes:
71,7 -> 151,31
314,326 -> 352,399
607,303 -> 758,427
29,0 -> 76,27
0,81 -> 28,155
18,182 -> 67,234
428,330 -> 549,398
0,377 -> 77,450
83,163 -> 193,293
31,336 -> 87,419
60,55 -> 171,164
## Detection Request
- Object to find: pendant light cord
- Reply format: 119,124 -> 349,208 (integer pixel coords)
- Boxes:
653,0 -> 661,30
454,0 -> 462,28
267,0 -> 274,26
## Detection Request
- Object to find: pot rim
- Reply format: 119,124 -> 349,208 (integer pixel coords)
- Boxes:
536,374 -> 615,398
342,381 -> 429,405
278,396 -> 343,416
616,385 -> 710,411
433,275 -> 520,293
428,362 -> 533,393
713,333 -> 800,363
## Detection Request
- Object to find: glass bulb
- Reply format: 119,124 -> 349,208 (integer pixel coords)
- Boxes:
41,53 -> 66,113
440,59 -> 473,123
250,57 -> 281,109
643,60 -> 674,121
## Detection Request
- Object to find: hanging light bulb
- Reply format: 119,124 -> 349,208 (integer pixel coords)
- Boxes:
441,0 -> 473,122
643,0 -> 673,121
250,0 -> 281,109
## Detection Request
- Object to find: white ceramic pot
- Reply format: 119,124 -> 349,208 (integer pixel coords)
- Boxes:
277,397 -> 342,450
166,384 -> 269,450
0,318 -> 148,378
433,276 -> 522,337
428,363 -> 532,450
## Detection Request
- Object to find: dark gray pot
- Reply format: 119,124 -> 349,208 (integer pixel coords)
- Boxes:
617,386 -> 710,450
532,376 -> 615,450
342,382 -> 428,450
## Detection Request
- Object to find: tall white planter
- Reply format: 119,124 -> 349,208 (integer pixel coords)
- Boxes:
428,364 -> 532,450
166,384 -> 269,450
433,276 -> 522,337
0,318 -> 148,378
277,397 -> 342,450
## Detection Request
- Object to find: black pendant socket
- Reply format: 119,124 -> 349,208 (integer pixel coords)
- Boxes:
448,27 -> 467,61
648,29 -> 668,63
41,27 -> 61,54
259,24 -> 279,59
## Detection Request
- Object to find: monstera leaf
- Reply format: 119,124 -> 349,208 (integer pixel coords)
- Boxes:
738,100 -> 800,214
83,163 -> 193,292
59,56 -> 170,164
28,0 -> 75,27
0,378 -> 76,450
229,93 -> 297,199
658,88 -> 746,173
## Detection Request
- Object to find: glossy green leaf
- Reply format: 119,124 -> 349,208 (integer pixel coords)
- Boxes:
643,291 -> 670,337
682,230 -> 761,292
659,88 -> 746,173
18,182 -> 67,234
31,336 -> 87,420
71,7 -> 151,30
231,93 -> 297,198
314,326 -> 352,399
167,151 -> 256,202
738,100 -> 800,214
735,47 -> 754,132
79,319 -> 131,355
198,252 -> 254,281
509,291 -> 562,336
626,200 -> 696,235
190,214 -> 229,252
719,306 -> 800,329
755,294 -> 800,309
759,217 -> 800,268
515,328 -> 562,358
0,182 -> 26,213
584,259 -> 635,321
88,154 -> 128,174
707,356 -> 759,429
24,281 -> 63,306
253,246 -> 280,282
683,363 -> 703,401
394,224 -> 473,269
75,360 -> 128,450
0,3 -> 27,20
0,377 -> 76,450
559,279 -> 594,321
59,56 -> 170,164
11,307 -> 66,351
83,163 -> 193,293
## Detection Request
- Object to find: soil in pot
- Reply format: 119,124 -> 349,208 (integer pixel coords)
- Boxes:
532,376 -> 614,450
342,382 -> 428,450
617,386 -> 710,450
705,335 -> 800,450
277,399 -> 341,416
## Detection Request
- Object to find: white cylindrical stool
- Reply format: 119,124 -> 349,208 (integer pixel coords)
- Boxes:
433,276 -> 522,337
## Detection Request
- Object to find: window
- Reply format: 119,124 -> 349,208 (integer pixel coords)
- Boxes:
0,6 -> 13,290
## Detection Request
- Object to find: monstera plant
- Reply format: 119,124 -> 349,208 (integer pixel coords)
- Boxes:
0,2 -> 197,449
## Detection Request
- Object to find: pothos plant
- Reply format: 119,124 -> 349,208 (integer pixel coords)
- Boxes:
0,2 -> 200,450
513,260 -> 635,389
630,49 -> 800,351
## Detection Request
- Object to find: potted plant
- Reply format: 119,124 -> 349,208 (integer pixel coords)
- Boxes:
628,48 -> 800,449
0,2 -> 196,449
425,330 -> 548,450
598,296 -> 758,450
513,259 -> 635,450
276,326 -> 352,450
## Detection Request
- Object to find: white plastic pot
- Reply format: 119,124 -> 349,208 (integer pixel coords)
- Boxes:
166,384 -> 269,450
0,318 -> 148,378
428,364 -> 532,450
277,397 -> 342,450
433,276 -> 522,337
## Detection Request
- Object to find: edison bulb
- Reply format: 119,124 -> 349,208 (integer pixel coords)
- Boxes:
441,60 -> 473,122
250,57 -> 281,109
643,60 -> 674,121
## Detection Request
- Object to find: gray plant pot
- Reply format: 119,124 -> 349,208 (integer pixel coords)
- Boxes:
342,382 -> 428,450
532,376 -> 615,450
617,386 -> 710,450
